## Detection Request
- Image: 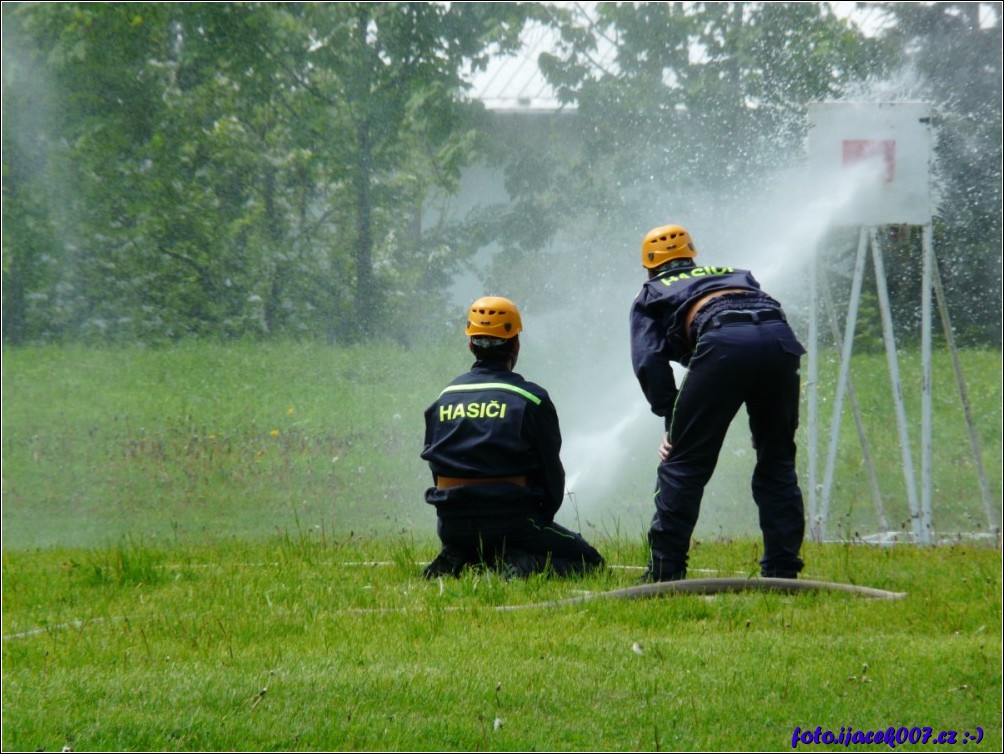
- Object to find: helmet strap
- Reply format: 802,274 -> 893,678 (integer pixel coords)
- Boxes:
650,258 -> 695,278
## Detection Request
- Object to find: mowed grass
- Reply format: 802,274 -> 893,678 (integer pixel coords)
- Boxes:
1,341 -> 1001,750
2,341 -> 1000,549
1,341 -> 454,550
2,537 -> 1000,752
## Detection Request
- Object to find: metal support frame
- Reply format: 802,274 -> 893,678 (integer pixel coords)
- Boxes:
817,227 -> 871,540
928,231 -> 998,536
820,272 -> 888,534
871,227 -> 926,542
807,223 -> 994,543
806,248 -> 819,532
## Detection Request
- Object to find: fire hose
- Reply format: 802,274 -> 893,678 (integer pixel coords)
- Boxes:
495,576 -> 906,611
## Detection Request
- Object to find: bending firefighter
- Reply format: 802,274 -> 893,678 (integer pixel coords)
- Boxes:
420,296 -> 605,578
631,225 -> 807,582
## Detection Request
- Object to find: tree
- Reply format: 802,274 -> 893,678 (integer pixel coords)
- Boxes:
3,2 -> 178,341
275,2 -> 529,340
2,2 -> 532,343
482,2 -> 998,346
2,4 -> 59,343
872,2 -> 1002,344
476,2 -> 891,314
534,2 -> 887,199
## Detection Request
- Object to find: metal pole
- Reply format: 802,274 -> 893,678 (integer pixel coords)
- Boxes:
930,238 -> 999,537
819,227 -> 869,540
870,228 -> 926,543
821,272 -> 889,532
807,239 -> 819,537
920,224 -> 935,540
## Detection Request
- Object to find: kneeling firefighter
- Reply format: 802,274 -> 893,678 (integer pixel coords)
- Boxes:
420,296 -> 605,578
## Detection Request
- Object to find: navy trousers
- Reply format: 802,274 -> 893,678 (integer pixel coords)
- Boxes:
436,512 -> 605,576
649,319 -> 806,577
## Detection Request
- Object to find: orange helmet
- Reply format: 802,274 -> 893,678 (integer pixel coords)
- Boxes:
641,224 -> 696,269
465,296 -> 523,339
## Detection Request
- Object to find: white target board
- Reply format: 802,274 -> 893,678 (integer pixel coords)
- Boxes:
807,102 -> 933,226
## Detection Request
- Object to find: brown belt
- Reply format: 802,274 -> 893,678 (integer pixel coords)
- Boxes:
683,287 -> 750,336
436,474 -> 528,490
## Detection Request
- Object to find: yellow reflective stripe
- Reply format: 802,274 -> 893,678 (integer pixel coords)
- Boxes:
440,382 -> 542,406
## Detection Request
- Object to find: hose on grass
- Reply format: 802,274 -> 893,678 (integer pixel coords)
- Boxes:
495,576 -> 907,611
1,576 -> 908,637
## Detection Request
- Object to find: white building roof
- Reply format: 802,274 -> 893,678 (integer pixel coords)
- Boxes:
466,3 -> 613,112
467,23 -> 571,111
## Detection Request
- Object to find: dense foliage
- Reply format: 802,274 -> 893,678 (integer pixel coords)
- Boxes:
3,2 -> 1000,345
2,2 -> 530,343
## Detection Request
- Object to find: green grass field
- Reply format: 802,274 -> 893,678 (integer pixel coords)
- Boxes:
2,538 -> 1000,751
2,342 -> 1000,550
2,341 -> 1002,751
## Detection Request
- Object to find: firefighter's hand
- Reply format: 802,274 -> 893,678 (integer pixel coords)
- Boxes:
658,433 -> 673,462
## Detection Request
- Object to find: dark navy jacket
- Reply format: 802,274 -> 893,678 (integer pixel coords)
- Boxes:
630,264 -> 780,428
421,360 -> 565,520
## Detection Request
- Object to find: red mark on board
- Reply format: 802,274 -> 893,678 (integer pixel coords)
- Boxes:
842,140 -> 895,183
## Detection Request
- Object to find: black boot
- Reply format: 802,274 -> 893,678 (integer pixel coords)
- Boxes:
639,560 -> 686,583
422,545 -> 469,579
497,547 -> 543,579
